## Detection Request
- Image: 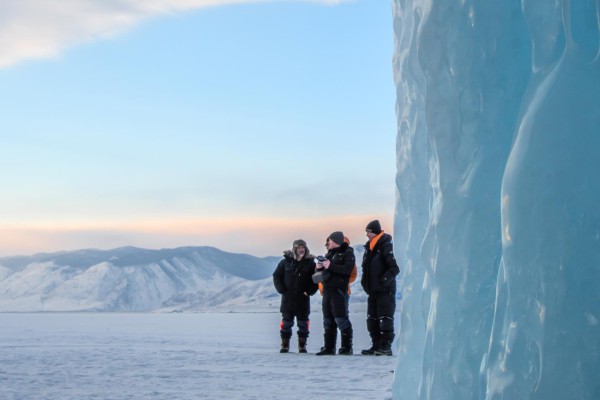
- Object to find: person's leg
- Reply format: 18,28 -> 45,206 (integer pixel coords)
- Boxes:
345,292 -> 350,315
332,289 -> 353,355
279,311 -> 294,353
297,312 -> 310,353
375,292 -> 396,356
362,295 -> 381,355
316,291 -> 337,355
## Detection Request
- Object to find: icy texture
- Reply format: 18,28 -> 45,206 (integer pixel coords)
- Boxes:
392,0 -> 600,399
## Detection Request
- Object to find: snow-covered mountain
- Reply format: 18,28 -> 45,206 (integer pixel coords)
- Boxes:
0,246 -> 370,313
0,246 -> 283,312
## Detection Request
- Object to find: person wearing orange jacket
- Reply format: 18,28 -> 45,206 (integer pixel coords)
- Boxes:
318,236 -> 357,312
314,231 -> 355,356
360,220 -> 400,356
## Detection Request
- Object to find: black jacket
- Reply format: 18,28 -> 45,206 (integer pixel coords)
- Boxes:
273,252 -> 318,314
361,233 -> 400,295
318,242 -> 356,291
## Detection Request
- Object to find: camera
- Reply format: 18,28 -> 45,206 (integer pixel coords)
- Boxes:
312,256 -> 328,283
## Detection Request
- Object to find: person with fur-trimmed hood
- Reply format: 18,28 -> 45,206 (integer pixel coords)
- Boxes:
360,220 -> 400,356
273,239 -> 318,353
315,231 -> 356,356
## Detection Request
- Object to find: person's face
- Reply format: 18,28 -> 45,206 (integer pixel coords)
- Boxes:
366,231 -> 377,240
326,239 -> 339,250
295,245 -> 306,258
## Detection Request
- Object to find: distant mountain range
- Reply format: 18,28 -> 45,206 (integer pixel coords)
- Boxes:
0,246 -> 368,312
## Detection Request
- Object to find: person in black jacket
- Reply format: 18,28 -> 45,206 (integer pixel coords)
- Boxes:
360,220 -> 400,356
273,239 -> 318,353
315,231 -> 355,356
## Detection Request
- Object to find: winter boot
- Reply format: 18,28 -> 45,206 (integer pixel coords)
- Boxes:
374,333 -> 394,356
362,317 -> 380,355
316,329 -> 336,356
361,339 -> 380,355
280,336 -> 290,353
298,336 -> 308,354
374,341 -> 393,356
338,328 -> 353,355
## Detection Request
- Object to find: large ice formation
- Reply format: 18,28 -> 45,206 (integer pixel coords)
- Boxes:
392,0 -> 600,399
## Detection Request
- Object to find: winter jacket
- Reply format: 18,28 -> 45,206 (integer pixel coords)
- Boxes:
361,233 -> 400,295
318,265 -> 357,296
318,242 -> 356,291
273,252 -> 318,314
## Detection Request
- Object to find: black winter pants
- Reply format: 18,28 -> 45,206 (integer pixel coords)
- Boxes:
322,288 -> 352,332
280,311 -> 310,338
366,292 -> 396,341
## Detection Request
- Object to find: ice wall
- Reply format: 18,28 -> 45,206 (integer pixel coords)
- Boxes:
392,0 -> 600,399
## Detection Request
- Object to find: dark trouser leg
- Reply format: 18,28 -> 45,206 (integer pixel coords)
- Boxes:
316,291 -> 337,355
330,289 -> 352,354
362,295 -> 381,355
375,316 -> 394,355
335,313 -> 353,355
279,312 -> 294,353
338,328 -> 353,355
279,312 -> 294,339
296,312 -> 310,338
296,313 -> 310,353
375,292 -> 396,356
362,317 -> 380,355
331,289 -> 351,330
344,293 -> 350,315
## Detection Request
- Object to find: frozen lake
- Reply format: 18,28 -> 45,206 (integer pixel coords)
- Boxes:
0,312 -> 395,399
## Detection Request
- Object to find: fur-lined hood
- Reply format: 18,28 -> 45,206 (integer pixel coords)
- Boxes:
283,249 -> 315,260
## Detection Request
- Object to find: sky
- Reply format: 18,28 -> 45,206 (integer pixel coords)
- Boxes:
0,0 -> 397,258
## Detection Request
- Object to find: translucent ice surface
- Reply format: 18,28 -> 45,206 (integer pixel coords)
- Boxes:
392,0 -> 600,399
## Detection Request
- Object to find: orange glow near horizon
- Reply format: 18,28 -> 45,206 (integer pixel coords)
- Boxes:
0,214 -> 394,258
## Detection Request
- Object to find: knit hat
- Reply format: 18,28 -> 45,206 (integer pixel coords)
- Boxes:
293,239 -> 309,257
328,231 -> 345,246
365,220 -> 382,234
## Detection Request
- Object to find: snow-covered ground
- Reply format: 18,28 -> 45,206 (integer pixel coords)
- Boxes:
0,312 -> 395,400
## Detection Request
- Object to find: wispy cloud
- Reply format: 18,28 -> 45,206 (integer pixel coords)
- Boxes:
0,0 -> 350,68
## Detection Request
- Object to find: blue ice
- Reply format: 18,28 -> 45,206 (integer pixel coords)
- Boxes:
392,0 -> 600,398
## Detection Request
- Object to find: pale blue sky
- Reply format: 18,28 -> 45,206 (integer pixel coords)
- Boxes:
0,0 -> 396,257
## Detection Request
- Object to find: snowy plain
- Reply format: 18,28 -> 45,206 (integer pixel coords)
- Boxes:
0,311 -> 396,400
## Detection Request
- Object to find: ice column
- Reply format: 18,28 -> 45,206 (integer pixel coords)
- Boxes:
393,0 -> 530,398
485,1 -> 600,399
392,0 -> 600,399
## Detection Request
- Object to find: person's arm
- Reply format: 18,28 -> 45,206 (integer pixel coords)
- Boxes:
306,260 -> 319,296
273,260 -> 287,294
380,243 -> 400,287
361,248 -> 369,293
326,251 -> 355,276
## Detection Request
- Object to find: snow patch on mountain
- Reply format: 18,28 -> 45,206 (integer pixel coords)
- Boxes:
0,246 -> 281,312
